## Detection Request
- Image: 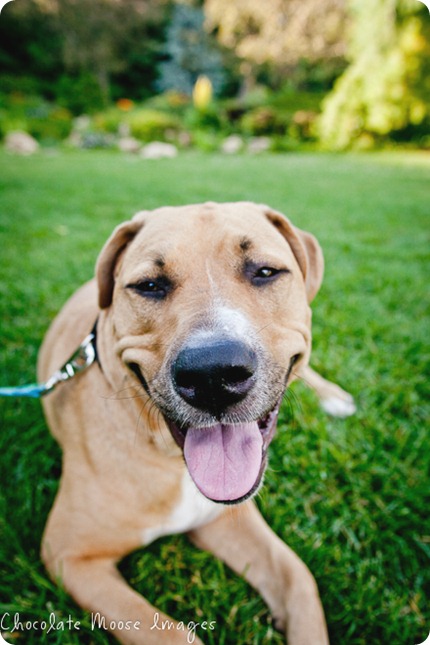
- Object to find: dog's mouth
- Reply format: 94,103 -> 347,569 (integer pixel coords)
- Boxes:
128,360 -> 283,504
164,404 -> 281,504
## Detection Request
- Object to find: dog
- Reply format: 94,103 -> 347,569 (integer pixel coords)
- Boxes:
38,202 -> 354,644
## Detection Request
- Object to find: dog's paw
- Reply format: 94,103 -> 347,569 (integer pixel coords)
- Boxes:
320,394 -> 356,418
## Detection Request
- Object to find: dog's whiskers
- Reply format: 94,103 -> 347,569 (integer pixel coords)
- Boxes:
282,387 -> 302,421
255,321 -> 274,334
133,394 -> 164,445
109,386 -> 146,401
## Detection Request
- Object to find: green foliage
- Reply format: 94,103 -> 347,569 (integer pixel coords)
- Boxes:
126,108 -> 180,142
55,73 -> 106,115
0,0 -> 172,112
287,57 -> 348,93
269,87 -> 326,113
189,128 -> 223,151
2,0 -> 428,152
240,106 -> 288,136
236,89 -> 322,140
0,95 -> 72,142
184,103 -> 228,132
112,3 -> 174,104
0,107 -> 27,139
270,134 -> 312,152
142,90 -> 192,116
319,1 -> 430,149
0,150 -> 429,644
26,106 -> 73,143
88,104 -> 183,142
0,0 -> 63,100
0,84 -> 328,150
92,107 -> 125,135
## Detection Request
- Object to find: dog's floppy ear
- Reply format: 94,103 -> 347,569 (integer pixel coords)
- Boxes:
265,207 -> 324,302
96,211 -> 146,309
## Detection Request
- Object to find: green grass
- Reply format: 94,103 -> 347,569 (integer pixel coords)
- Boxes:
0,148 -> 429,645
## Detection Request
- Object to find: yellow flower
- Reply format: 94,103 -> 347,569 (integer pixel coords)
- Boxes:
192,76 -> 213,110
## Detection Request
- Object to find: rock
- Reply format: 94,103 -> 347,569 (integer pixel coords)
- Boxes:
221,135 -> 244,154
73,115 -> 91,132
141,142 -> 178,159
247,137 -> 271,154
118,136 -> 141,154
66,132 -> 82,148
5,131 -> 39,155
177,131 -> 192,147
118,122 -> 131,137
80,132 -> 114,149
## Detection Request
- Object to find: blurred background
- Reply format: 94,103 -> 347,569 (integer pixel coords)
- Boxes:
1,0 -> 429,155
1,4 -> 430,644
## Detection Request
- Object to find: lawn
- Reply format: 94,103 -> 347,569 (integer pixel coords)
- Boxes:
0,148 -> 429,645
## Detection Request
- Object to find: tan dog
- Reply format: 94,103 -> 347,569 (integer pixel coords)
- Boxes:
38,202 -> 353,645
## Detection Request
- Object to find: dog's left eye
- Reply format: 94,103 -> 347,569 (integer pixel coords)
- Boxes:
250,266 -> 287,286
256,267 -> 278,279
126,278 -> 171,299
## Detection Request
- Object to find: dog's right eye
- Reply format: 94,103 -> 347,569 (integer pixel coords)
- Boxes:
126,278 -> 171,300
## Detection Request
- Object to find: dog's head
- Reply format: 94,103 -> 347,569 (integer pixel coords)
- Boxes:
96,202 -> 323,504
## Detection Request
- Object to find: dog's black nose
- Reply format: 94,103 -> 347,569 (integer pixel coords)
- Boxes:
172,338 -> 257,415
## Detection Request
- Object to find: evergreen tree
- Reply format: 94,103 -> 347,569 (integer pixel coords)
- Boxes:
157,3 -> 225,96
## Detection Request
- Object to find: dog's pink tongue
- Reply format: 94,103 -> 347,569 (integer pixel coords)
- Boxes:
184,422 -> 263,502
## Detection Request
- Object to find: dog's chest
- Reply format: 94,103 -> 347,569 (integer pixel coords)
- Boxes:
141,471 -> 222,545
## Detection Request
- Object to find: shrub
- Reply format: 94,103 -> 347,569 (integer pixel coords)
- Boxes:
143,91 -> 191,117
318,3 -> 430,149
270,135 -> 311,152
27,105 -> 73,142
269,88 -> 326,113
240,107 -> 289,136
288,110 -> 319,141
126,109 -> 180,142
222,98 -> 248,124
55,73 -> 105,115
0,110 -> 27,139
184,104 -> 227,132
93,108 -> 124,135
0,95 -> 72,142
190,129 -> 222,152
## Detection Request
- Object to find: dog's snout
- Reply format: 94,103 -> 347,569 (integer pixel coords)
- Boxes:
172,338 -> 257,415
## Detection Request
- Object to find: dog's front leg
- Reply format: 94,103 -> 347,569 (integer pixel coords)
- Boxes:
189,501 -> 329,645
46,555 -> 203,645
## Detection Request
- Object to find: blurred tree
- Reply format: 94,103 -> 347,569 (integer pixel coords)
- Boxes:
55,0 -> 170,105
112,14 -> 170,103
204,0 -> 347,89
157,3 -> 225,96
319,0 -> 430,148
0,0 -> 62,98
0,0 -> 171,111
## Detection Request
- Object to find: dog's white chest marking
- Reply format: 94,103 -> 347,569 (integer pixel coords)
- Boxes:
141,471 -> 222,545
